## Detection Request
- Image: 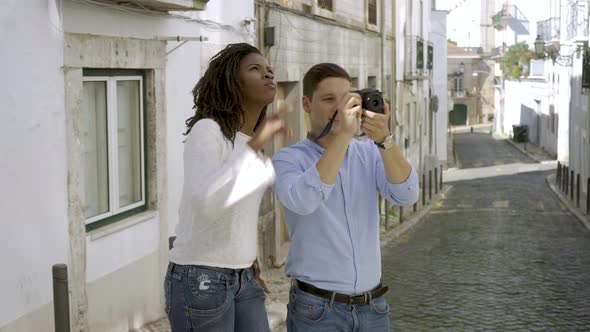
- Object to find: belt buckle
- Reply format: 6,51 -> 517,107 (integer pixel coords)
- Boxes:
347,296 -> 354,306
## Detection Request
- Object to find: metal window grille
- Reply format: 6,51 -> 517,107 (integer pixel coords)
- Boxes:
368,0 -> 377,25
318,0 -> 333,11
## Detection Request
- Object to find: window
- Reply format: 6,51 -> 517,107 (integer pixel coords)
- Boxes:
368,0 -> 377,25
454,76 -> 464,92
81,71 -> 146,227
351,77 -> 359,89
318,0 -> 333,11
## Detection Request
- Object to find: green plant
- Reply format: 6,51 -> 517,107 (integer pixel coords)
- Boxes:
500,42 -> 538,79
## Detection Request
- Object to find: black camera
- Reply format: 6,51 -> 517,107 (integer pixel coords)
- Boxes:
356,88 -> 384,114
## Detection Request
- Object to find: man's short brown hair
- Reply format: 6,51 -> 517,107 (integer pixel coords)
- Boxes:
303,63 -> 351,100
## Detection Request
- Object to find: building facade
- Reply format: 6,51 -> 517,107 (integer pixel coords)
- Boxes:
1,1 -> 446,330
0,1 -> 258,331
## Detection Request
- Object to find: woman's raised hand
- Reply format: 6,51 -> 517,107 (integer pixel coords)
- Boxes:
248,108 -> 291,152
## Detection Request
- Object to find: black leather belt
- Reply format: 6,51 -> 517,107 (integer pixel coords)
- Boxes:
294,280 -> 388,305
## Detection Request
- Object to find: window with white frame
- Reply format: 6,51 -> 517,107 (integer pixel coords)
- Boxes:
81,71 -> 146,227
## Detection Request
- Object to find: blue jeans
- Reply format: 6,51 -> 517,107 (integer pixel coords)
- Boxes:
164,262 -> 270,332
286,285 -> 390,332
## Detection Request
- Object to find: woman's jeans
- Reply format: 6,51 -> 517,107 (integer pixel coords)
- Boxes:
286,285 -> 391,332
164,262 -> 270,332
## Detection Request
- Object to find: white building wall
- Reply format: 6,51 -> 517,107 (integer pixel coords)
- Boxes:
1,1 -> 256,331
569,51 -> 589,192
0,1 -> 68,330
503,79 -> 552,150
431,10 -> 449,164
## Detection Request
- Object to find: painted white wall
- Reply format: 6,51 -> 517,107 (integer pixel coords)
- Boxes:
62,0 -> 255,278
431,10 -> 449,163
503,79 -> 552,150
1,0 -> 255,329
0,0 -> 68,328
568,49 -> 589,192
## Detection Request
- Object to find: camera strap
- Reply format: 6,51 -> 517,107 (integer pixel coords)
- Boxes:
311,111 -> 367,142
312,111 -> 338,142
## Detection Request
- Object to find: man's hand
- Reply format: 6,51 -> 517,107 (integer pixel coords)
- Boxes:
252,259 -> 270,294
333,93 -> 363,138
361,101 -> 391,144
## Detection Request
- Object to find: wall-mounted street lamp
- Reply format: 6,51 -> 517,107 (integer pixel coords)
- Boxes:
534,35 -> 573,66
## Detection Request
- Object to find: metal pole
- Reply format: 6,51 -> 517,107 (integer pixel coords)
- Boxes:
555,161 -> 561,188
576,173 -> 580,208
440,163 -> 443,190
422,174 -> 426,206
52,264 -> 70,332
434,167 -> 439,194
571,170 -> 575,200
561,166 -> 568,192
429,170 -> 433,201
563,166 -> 570,193
587,178 -> 590,215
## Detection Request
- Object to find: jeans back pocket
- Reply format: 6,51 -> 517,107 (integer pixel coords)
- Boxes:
185,267 -> 231,317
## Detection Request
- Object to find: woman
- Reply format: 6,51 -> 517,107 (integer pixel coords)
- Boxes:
165,43 -> 286,331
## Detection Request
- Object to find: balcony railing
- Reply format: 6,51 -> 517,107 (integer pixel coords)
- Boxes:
566,0 -> 589,42
86,0 -> 210,11
537,18 -> 561,42
492,4 -> 529,35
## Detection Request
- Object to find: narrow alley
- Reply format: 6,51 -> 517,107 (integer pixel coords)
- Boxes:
383,132 -> 590,331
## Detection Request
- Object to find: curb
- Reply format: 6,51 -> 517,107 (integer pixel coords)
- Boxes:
503,137 -> 542,163
546,174 -> 590,232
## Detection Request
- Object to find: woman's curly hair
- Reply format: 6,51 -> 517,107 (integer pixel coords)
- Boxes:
184,43 -> 267,145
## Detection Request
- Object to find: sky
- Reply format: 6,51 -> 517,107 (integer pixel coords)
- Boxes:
437,0 -> 551,48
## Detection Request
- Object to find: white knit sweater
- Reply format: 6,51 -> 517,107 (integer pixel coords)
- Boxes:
169,119 -> 275,268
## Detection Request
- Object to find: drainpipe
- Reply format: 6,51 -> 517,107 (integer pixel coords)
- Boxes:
384,0 -> 397,227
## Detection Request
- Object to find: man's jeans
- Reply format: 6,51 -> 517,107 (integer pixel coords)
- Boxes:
164,262 -> 270,332
286,285 -> 391,332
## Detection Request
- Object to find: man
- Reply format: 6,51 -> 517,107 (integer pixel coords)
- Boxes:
272,63 -> 419,331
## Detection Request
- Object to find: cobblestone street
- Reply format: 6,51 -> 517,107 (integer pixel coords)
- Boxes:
382,132 -> 590,331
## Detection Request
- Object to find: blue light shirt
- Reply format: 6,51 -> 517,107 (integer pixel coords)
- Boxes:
272,138 -> 419,295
